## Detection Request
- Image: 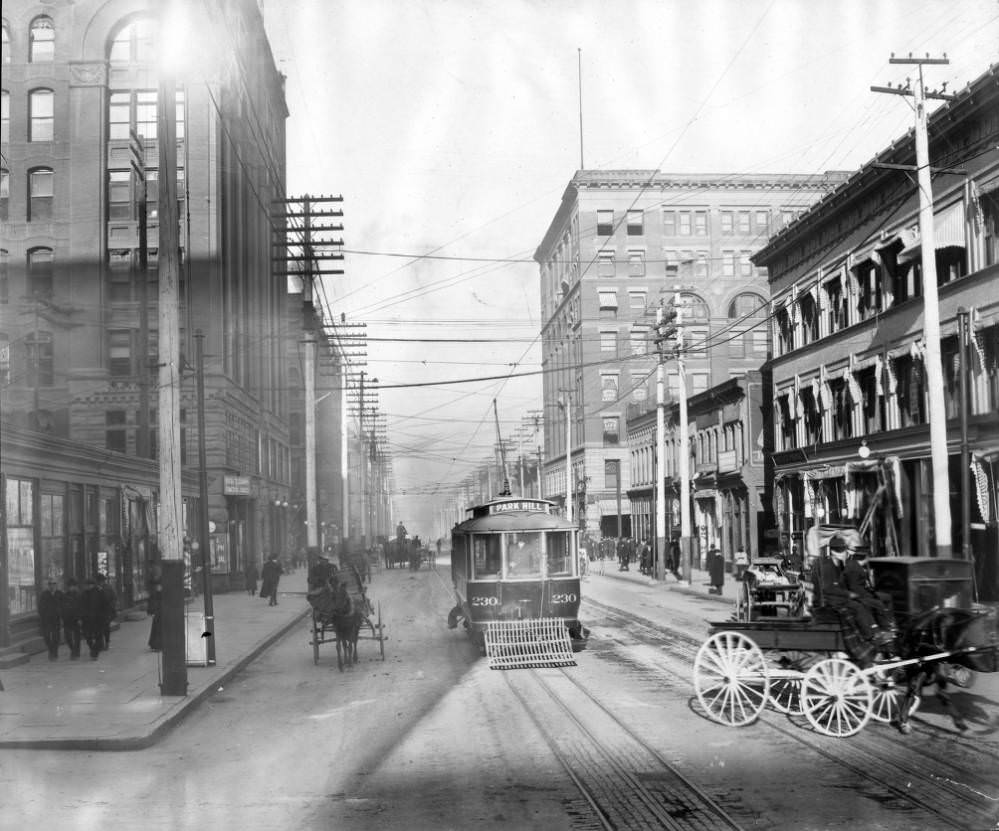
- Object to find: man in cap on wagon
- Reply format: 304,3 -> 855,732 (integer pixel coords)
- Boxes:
812,534 -> 884,660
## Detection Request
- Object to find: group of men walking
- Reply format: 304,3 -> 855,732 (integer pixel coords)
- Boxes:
38,574 -> 117,660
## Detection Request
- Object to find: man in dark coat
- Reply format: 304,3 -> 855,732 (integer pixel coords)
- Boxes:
840,547 -> 894,637
38,578 -> 63,660
811,535 -> 882,660
245,559 -> 259,596
708,548 -> 725,594
81,576 -> 112,659
260,554 -> 283,606
60,578 -> 83,659
95,573 -> 117,648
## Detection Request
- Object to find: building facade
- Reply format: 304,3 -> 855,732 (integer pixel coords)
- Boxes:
0,0 -> 296,646
534,170 -> 845,539
753,63 -> 999,599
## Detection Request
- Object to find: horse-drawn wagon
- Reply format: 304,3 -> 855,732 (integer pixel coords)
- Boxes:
693,555 -> 998,737
308,564 -> 386,670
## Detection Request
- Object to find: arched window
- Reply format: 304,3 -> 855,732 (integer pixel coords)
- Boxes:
27,247 -> 54,299
28,167 -> 54,221
728,292 -> 766,319
29,88 -> 54,141
2,21 -> 11,63
29,16 -> 55,63
109,18 -> 156,65
727,292 -> 768,358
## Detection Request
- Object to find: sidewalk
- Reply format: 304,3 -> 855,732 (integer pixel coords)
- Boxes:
588,558 -> 740,604
0,568 -> 310,750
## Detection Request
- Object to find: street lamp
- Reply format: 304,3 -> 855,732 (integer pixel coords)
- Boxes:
858,440 -> 871,460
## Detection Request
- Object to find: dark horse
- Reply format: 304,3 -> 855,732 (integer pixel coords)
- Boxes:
308,579 -> 363,671
894,607 -> 999,734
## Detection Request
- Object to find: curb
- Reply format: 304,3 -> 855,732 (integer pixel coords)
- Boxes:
0,607 -> 311,752
596,569 -> 734,606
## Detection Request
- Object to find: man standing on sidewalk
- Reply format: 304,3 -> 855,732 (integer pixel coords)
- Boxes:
81,576 -> 111,659
38,579 -> 63,660
260,554 -> 283,606
60,578 -> 83,659
96,573 -> 117,649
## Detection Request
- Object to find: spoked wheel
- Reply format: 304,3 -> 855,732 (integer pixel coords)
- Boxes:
869,668 -> 919,723
802,658 -> 873,737
738,580 -> 755,622
769,675 -> 804,714
693,632 -> 770,726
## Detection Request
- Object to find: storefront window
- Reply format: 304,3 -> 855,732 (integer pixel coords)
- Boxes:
39,491 -> 65,583
210,533 -> 229,574
6,477 -> 36,616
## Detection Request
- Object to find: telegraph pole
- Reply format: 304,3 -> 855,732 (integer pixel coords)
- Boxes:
156,26 -> 187,695
654,303 -> 667,581
872,54 -> 955,556
194,330 -> 215,664
561,393 -> 573,524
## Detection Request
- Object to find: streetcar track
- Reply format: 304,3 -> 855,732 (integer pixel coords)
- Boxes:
584,597 -> 999,831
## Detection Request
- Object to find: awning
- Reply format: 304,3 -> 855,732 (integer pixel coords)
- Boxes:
898,202 -> 966,263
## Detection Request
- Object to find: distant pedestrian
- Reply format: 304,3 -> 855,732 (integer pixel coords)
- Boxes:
668,539 -> 682,582
96,573 -> 117,648
38,578 -> 63,660
245,559 -> 259,596
147,565 -> 163,651
60,578 -> 83,659
639,540 -> 652,576
708,547 -> 725,595
260,554 -> 283,606
81,576 -> 112,659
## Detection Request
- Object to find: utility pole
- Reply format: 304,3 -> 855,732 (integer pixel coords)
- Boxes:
873,54 -> 956,556
156,27 -> 187,695
561,393 -> 573,524
304,331 -> 318,550
654,303 -> 667,581
194,329 -> 215,664
957,307 -> 972,563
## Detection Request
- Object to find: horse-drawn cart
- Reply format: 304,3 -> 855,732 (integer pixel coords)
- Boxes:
693,557 -> 998,737
308,565 -> 386,669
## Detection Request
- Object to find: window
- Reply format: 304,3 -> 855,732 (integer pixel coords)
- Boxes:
1,90 -> 8,143
108,170 -> 132,220
471,534 -> 501,578
627,210 -> 644,235
823,273 -> 848,333
690,373 -> 709,395
109,92 -> 131,139
601,373 -> 619,402
630,327 -> 648,356
545,531 -> 572,576
720,211 -> 734,235
28,167 -> 54,221
775,307 -> 793,354
628,290 -> 646,312
895,355 -> 926,428
755,210 -> 769,233
740,250 -> 753,277
830,378 -> 853,440
2,22 -> 10,63
663,210 -> 677,236
853,259 -> 882,320
598,290 -> 617,319
0,167 -> 8,221
597,251 -> 616,277
984,189 -> 999,267
599,329 -> 617,353
106,411 -> 127,453
110,19 -> 156,65
859,368 -> 884,434
693,211 -> 708,236
29,17 -> 55,63
25,331 -> 53,386
29,89 -> 54,141
136,91 -> 156,140
627,250 -> 645,277
108,250 -> 134,302
604,459 -> 620,490
28,247 -> 53,299
799,293 -> 819,346
737,211 -> 751,235
596,209 -> 613,236
603,416 -> 620,445
722,249 -> 736,277
678,212 -> 692,236
109,330 -> 132,376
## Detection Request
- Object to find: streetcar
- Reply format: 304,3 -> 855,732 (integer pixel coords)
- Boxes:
449,494 -> 587,668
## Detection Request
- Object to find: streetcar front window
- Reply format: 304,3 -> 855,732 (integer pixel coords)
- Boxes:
546,531 -> 573,576
505,532 -> 543,578
471,534 -> 501,579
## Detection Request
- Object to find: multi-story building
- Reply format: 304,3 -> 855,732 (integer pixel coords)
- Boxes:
753,63 -> 999,599
535,170 -> 846,539
0,0 -> 295,647
627,371 -> 769,573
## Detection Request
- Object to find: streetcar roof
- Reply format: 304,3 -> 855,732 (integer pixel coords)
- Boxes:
454,512 -> 575,533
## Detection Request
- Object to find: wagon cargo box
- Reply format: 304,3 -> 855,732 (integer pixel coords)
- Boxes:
869,557 -> 973,620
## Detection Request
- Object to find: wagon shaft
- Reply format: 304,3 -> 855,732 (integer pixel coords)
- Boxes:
484,619 -> 576,669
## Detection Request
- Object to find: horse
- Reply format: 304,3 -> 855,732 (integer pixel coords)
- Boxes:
329,580 -> 363,671
893,607 -> 999,734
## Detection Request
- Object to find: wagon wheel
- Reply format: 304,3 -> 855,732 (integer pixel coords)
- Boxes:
769,675 -> 804,714
693,632 -> 770,726
868,667 -> 920,723
377,602 -> 385,660
738,579 -> 755,622
311,611 -> 321,666
801,658 -> 873,737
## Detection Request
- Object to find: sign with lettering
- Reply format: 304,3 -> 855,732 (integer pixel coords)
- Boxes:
489,500 -> 548,515
223,475 -> 251,496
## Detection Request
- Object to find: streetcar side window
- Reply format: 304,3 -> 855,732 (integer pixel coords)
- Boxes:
546,531 -> 572,576
506,532 -> 543,578
472,534 -> 501,579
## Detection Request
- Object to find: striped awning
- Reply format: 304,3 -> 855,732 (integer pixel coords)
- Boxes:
898,201 -> 966,262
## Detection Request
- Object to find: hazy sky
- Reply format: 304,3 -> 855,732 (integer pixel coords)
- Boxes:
263,0 -> 999,537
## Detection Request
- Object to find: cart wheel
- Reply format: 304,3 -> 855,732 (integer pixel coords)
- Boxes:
869,668 -> 919,723
311,612 -> 320,666
377,602 -> 385,660
769,676 -> 804,715
801,658 -> 873,737
693,632 -> 769,726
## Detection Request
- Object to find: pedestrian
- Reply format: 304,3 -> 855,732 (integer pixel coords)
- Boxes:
734,546 -> 749,581
95,573 -> 117,648
60,578 -> 83,659
639,540 -> 652,576
147,565 -> 163,651
38,578 -> 63,660
708,547 -> 725,594
80,576 -> 111,659
260,553 -> 283,606
245,559 -> 259,596
668,538 -> 682,582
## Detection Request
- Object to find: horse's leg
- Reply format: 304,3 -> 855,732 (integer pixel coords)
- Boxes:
935,673 -> 969,732
898,669 -> 923,735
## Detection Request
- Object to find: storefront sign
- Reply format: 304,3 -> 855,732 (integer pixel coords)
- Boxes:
223,475 -> 251,496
